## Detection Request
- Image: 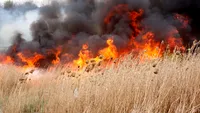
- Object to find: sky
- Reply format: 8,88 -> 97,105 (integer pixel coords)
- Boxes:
0,0 -> 51,6
0,0 -> 43,47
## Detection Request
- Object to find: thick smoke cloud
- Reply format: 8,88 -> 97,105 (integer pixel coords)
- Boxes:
151,0 -> 200,11
0,0 -> 198,66
151,0 -> 200,38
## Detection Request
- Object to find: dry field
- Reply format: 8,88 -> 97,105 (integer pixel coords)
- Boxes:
1,52 -> 200,113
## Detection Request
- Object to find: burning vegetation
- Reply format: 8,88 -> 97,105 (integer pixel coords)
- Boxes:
0,0 -> 196,70
1,1 -> 200,113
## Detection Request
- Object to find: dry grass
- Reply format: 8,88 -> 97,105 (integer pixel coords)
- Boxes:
1,52 -> 200,113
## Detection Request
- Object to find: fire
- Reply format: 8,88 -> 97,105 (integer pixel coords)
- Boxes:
131,32 -> 163,59
104,4 -> 143,37
99,38 -> 118,60
140,32 -> 162,59
17,52 -> 44,68
0,55 -> 14,64
4,56 -> 14,64
74,38 -> 118,68
52,47 -> 62,65
129,9 -> 143,36
0,4 -> 188,69
127,8 -> 163,59
104,4 -> 129,24
73,44 -> 92,68
167,30 -> 185,52
174,14 -> 189,29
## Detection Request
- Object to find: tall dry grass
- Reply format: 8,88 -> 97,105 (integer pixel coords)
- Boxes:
1,52 -> 200,113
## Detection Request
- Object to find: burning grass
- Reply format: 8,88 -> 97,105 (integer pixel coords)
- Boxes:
0,3 -> 190,69
1,49 -> 200,113
0,3 -> 199,112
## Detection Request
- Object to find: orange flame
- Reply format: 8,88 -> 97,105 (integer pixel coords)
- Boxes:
5,56 -> 14,64
167,30 -> 185,52
104,4 -> 129,24
0,4 -> 188,69
52,47 -> 62,65
73,44 -> 92,68
17,52 -> 44,68
131,32 -> 163,59
73,38 -> 118,68
0,55 -> 14,64
129,9 -> 143,35
99,38 -> 118,60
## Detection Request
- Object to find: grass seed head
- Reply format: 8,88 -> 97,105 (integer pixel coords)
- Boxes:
110,57 -> 113,60
67,70 -> 71,74
86,60 -> 90,64
97,61 -> 102,66
152,64 -> 157,68
99,55 -> 104,59
90,59 -> 96,63
70,73 -> 76,77
30,70 -> 34,74
154,69 -> 159,74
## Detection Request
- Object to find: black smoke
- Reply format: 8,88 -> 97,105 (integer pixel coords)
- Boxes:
1,0 -> 199,67
151,0 -> 200,40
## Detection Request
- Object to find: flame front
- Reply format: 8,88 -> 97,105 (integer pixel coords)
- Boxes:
74,44 -> 92,68
52,47 -> 62,65
0,55 -> 14,64
131,32 -> 162,59
72,5 -> 187,68
17,52 -> 44,68
74,38 -> 119,68
99,38 -> 118,60
0,4 -> 189,69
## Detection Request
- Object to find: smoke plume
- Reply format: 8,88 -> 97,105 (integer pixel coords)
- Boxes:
0,0 -> 198,67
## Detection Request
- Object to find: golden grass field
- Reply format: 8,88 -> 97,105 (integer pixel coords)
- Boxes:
1,51 -> 200,113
